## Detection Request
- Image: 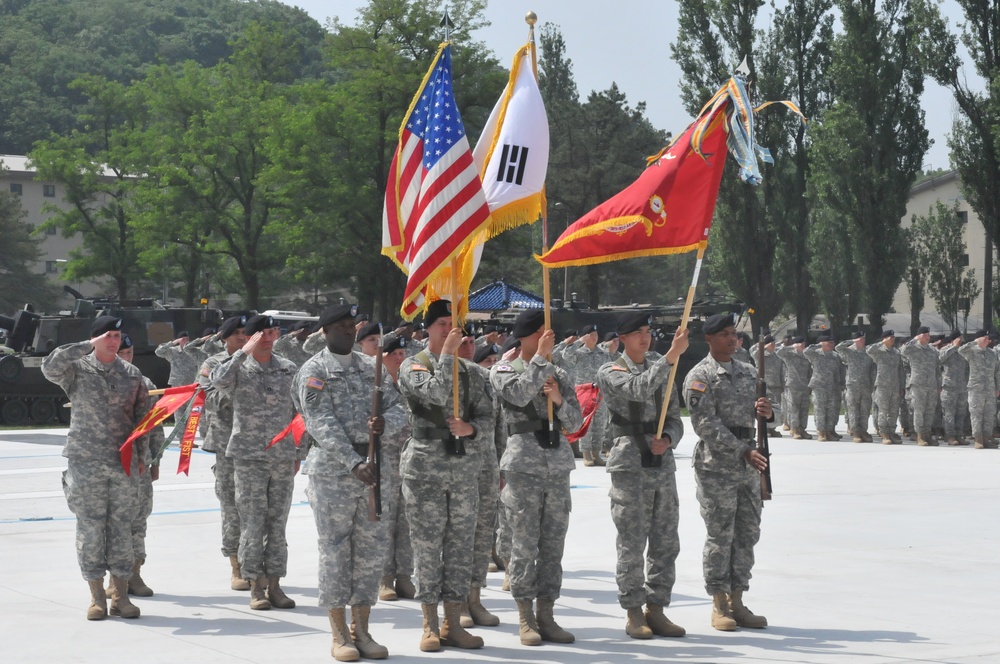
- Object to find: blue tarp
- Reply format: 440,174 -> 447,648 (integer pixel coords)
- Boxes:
468,280 -> 543,311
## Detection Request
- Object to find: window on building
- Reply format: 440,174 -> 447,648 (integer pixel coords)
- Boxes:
959,253 -> 969,267
42,184 -> 56,197
958,210 -> 968,224
9,183 -> 22,195
45,261 -> 58,274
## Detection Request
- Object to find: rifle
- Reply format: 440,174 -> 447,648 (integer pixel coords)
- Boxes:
756,329 -> 772,501
367,325 -> 384,521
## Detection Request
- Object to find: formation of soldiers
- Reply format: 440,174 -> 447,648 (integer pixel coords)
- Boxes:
763,326 -> 1000,448
43,306 -> 779,660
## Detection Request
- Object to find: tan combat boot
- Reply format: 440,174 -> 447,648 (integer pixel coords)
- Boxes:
582,451 -> 596,467
711,592 -> 737,631
501,568 -> 510,592
890,432 -> 903,444
328,607 -> 359,661
109,575 -> 140,618
86,578 -> 107,621
860,430 -> 873,442
395,574 -> 416,599
467,586 -> 500,626
440,601 -> 484,649
881,434 -> 894,445
459,601 -> 474,628
792,428 -> 804,440
267,576 -> 296,609
956,436 -> 970,446
592,452 -> 606,467
782,423 -> 790,431
129,559 -> 153,597
536,597 -> 574,643
816,431 -> 830,442
947,436 -> 961,446
917,434 -> 931,446
798,428 -> 813,440
230,556 -> 250,591
852,430 -> 864,443
975,436 -> 985,449
625,606 -> 652,639
516,599 -> 542,646
419,603 -> 441,652
829,430 -> 842,441
350,605 -> 388,659
767,427 -> 782,437
645,602 -> 686,637
378,575 -> 397,601
249,577 -> 271,610
730,590 -> 767,628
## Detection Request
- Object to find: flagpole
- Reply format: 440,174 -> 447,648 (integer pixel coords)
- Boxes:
451,257 -> 461,422
525,10 -> 556,433
655,241 -> 707,439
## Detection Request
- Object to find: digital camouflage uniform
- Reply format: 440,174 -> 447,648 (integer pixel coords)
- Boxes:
939,344 -> 969,441
198,351 -> 241,557
558,341 -> 614,456
683,354 -> 776,596
901,339 -> 941,441
381,380 -> 414,583
958,342 -> 1000,443
303,332 -> 327,356
750,344 -> 784,429
274,333 -> 313,368
397,350 -> 493,604
469,364 -> 502,590
867,340 -> 905,437
155,339 -> 200,387
491,355 -> 583,603
804,345 -> 843,435
776,346 -> 811,433
836,341 -> 876,436
597,352 -> 682,611
42,341 -> 149,581
294,349 -> 408,608
211,349 -> 302,582
133,375 -> 162,563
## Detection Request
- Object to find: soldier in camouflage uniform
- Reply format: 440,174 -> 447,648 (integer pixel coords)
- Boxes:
683,313 -> 774,632
397,300 -> 493,652
378,334 -> 416,603
42,316 -> 148,620
750,335 -> 784,437
733,333 -> 753,365
116,334 -> 160,598
557,324 -> 613,466
939,331 -> 970,445
273,321 -> 315,368
183,327 -> 223,364
491,310 -> 583,646
294,304 -> 408,661
211,314 -> 302,611
154,331 -> 200,386
837,332 -> 876,442
804,334 -> 843,441
958,330 -> 1000,449
776,337 -> 811,439
597,312 -> 688,640
197,315 -> 249,591
867,330 -> 905,444
901,326 -> 941,446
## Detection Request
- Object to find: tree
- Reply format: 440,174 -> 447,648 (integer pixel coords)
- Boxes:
918,0 -> 1000,330
909,201 -> 981,332
807,207 -> 858,338
0,184 -> 58,314
808,0 -> 928,332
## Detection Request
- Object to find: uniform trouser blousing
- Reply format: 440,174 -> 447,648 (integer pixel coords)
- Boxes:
695,466 -> 761,595
845,385 -> 872,432
609,469 -> 679,609
811,388 -> 839,432
909,387 -> 937,435
62,463 -> 138,581
969,390 -> 997,438
875,389 -> 901,434
233,458 -> 295,581
472,463 -> 500,588
381,476 -> 413,579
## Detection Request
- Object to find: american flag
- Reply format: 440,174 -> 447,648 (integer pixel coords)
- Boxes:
382,44 -> 492,320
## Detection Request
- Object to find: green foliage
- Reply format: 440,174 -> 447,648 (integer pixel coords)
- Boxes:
0,181 -> 58,314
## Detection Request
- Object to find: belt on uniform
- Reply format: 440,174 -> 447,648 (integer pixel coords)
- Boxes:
609,421 -> 658,438
412,426 -> 467,456
507,419 -> 553,436
728,426 -> 755,440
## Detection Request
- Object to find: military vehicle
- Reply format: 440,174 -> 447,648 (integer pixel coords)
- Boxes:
0,300 -> 224,426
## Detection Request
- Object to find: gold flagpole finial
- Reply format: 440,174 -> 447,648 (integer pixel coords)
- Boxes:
525,10 -> 537,25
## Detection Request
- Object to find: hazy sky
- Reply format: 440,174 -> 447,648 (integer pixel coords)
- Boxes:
291,0 -> 966,171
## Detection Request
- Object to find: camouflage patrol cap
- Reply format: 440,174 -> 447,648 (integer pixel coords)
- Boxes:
702,313 -> 735,336
317,303 -> 358,328
244,314 -> 277,336
90,315 -> 122,337
219,315 -> 247,339
617,312 -> 654,335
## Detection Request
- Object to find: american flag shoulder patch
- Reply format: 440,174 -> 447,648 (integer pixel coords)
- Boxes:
306,377 -> 325,390
200,367 -> 210,376
410,364 -> 429,372
689,380 -> 708,393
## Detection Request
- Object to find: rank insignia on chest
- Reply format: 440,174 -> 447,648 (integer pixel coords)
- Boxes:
689,380 -> 708,393
410,364 -> 429,372
306,376 -> 325,390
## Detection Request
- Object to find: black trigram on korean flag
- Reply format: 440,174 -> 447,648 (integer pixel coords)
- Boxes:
496,144 -> 529,186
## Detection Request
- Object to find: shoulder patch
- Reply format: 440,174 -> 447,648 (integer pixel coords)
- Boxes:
689,380 -> 708,392
494,363 -> 514,373
200,367 -> 210,377
410,363 -> 429,372
610,365 -> 629,372
306,376 -> 325,390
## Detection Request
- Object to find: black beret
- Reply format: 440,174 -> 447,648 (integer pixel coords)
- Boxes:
382,335 -> 406,354
176,330 -> 190,340
474,343 -> 500,364
817,333 -> 833,342
881,329 -> 895,339
917,326 -> 930,335
484,325 -> 498,333
617,312 -> 654,335
244,314 -> 277,336
602,331 -> 619,343
91,315 -> 122,337
852,331 -> 865,339
948,331 -> 962,342
500,336 -> 521,354
791,336 -> 805,344
562,329 -> 578,338
702,313 -> 735,335
424,299 -> 452,327
580,324 -> 598,335
356,321 -> 380,342
513,310 -> 545,338
119,334 -> 133,350
763,334 -> 775,344
318,303 -> 358,329
202,327 -> 216,336
357,313 -> 370,322
219,315 -> 247,339
287,321 -> 307,332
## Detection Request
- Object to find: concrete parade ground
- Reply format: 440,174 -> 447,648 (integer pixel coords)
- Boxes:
1,418 -> 998,664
